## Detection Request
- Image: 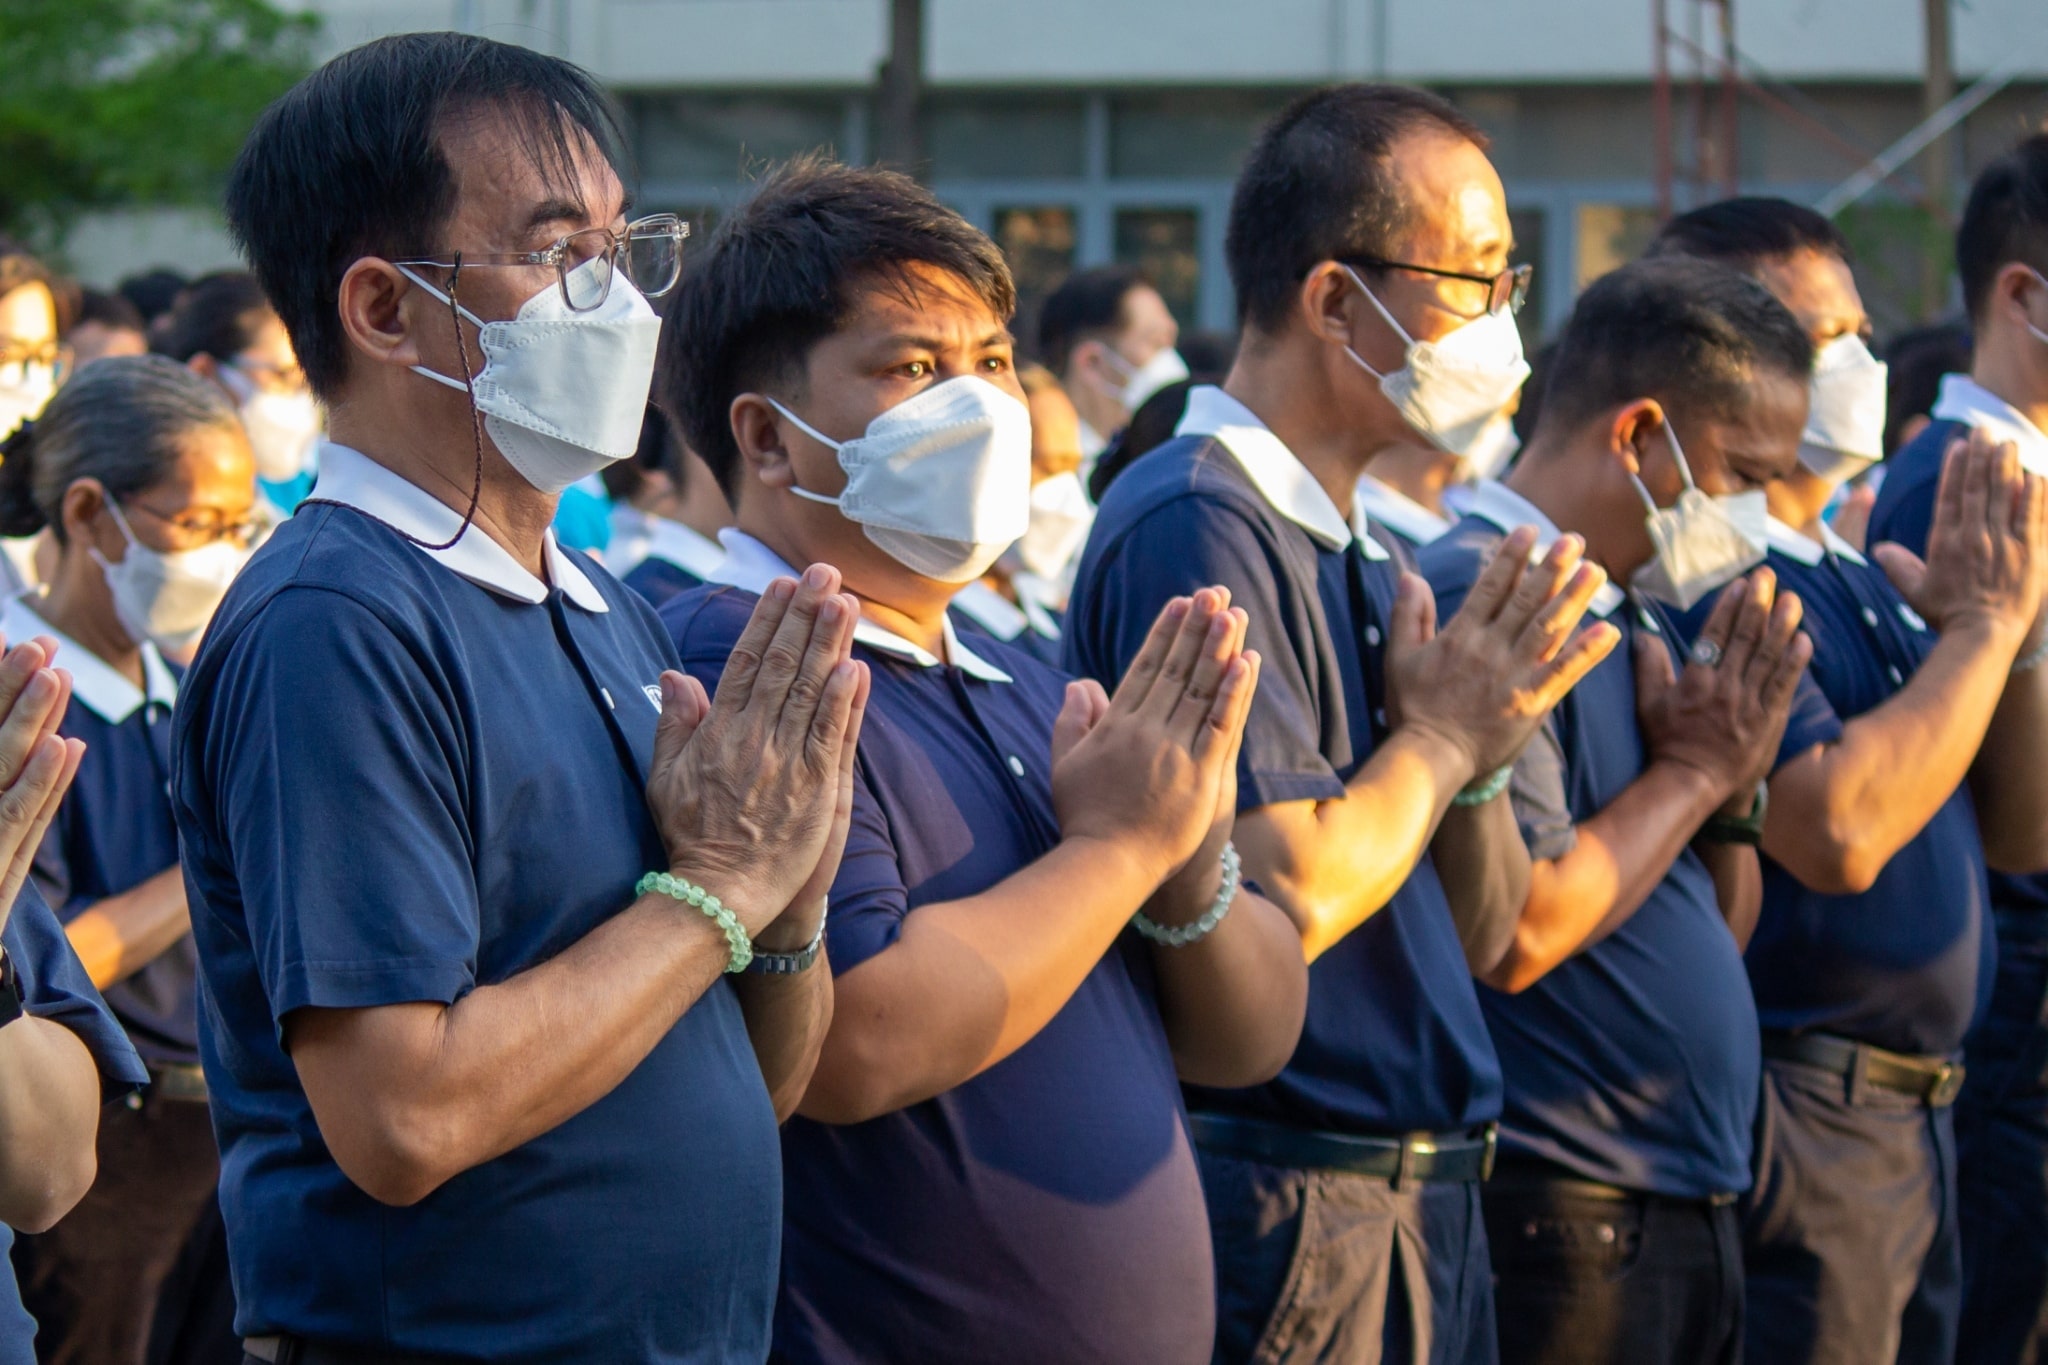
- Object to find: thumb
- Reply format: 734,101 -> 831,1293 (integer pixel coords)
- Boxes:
651,670 -> 710,776
1632,631 -> 1675,710
1051,678 -> 1108,768
1389,571 -> 1438,656
1869,542 -> 1928,607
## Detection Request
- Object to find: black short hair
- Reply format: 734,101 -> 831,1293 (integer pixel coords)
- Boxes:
1226,84 -> 1488,334
1538,256 -> 1815,437
1882,321 -> 1974,455
73,289 -> 146,336
1037,265 -> 1145,372
661,154 -> 1015,502
116,269 -> 189,324
154,271 -> 274,363
224,31 -> 626,401
1645,196 -> 1852,273
1957,132 -> 2048,324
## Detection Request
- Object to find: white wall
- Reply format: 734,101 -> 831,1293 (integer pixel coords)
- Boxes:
60,209 -> 243,289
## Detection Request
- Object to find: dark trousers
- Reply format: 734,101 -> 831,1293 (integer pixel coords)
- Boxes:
1482,1165 -> 1742,1365
11,1086 -> 238,1365
1199,1149 -> 1498,1365
1955,910 -> 2048,1365
1742,1055 -> 1959,1365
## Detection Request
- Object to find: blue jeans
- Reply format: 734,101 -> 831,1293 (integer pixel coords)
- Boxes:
1200,1149 -> 1497,1365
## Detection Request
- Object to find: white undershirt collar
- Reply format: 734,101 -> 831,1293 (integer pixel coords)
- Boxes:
1463,480 -> 1627,617
1931,374 -> 2048,476
2,595 -> 176,724
1356,474 -> 1453,547
1175,385 -> 1391,560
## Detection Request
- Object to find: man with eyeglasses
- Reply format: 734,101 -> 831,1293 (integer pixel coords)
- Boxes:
0,240 -> 65,598
1068,83 -> 1610,1365
174,34 -> 865,1364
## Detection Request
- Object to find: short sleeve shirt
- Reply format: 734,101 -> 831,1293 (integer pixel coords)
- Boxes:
663,537 -> 1212,1365
1730,521 -> 1993,1055
7,597 -> 193,1066
1871,394 -> 2048,918
172,445 -> 780,1362
1418,484 -> 1761,1198
1065,386 -> 1502,1136
0,882 -> 146,1365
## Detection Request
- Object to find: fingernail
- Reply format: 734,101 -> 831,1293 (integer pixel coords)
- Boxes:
1167,599 -> 1189,618
803,565 -> 832,589
770,578 -> 796,601
820,599 -> 843,623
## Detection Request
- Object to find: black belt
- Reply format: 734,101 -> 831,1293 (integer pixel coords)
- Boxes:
1487,1154 -> 1740,1207
245,1338 -> 454,1365
1761,1030 -> 1965,1107
1188,1112 -> 1496,1187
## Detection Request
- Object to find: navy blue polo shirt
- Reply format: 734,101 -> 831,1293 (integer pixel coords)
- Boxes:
1736,521 -> 1994,1055
1418,482 -> 1775,1198
1871,383 -> 2048,918
7,597 -> 193,1067
172,444 -> 779,1363
0,882 -> 147,1365
1065,385 -> 1502,1137
663,531 -> 1212,1365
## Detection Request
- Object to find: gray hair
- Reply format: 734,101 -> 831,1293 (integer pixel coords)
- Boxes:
0,354 -> 242,541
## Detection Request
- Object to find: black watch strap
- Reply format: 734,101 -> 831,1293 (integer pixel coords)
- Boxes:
1699,781 -> 1769,846
0,947 -> 23,1030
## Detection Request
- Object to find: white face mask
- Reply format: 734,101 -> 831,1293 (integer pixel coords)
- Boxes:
1097,344 -> 1190,414
771,376 -> 1034,584
1342,265 -> 1532,455
0,360 -> 57,442
1629,421 -> 1769,610
89,501 -> 250,653
1460,412 -> 1523,484
1798,333 -> 1887,484
1014,470 -> 1094,582
218,363 -> 322,483
401,258 -> 663,495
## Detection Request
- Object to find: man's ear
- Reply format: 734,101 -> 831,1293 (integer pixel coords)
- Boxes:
1996,260 -> 2047,334
1606,398 -> 1666,482
1298,261 -> 1359,349
729,394 -> 796,491
336,258 -> 427,373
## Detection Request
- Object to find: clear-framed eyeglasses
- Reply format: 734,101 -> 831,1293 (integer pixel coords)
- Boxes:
395,213 -> 689,312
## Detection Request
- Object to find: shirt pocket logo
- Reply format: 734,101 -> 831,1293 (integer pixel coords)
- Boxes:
643,683 -> 664,712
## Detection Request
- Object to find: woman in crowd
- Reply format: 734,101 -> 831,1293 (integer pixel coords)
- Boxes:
158,272 -> 321,514
2,355 -> 256,1365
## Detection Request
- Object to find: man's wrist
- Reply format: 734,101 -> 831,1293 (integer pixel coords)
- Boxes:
753,900 -> 827,955
1146,848 -> 1229,929
1392,721 -> 1483,800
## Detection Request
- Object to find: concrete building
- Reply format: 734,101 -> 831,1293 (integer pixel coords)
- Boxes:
69,0 -> 2048,342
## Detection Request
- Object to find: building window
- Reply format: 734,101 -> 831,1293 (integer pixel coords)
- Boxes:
1114,207 -> 1201,327
1508,206 -> 1547,348
630,94 -> 849,186
925,97 -> 1088,180
1109,91 -> 1288,180
1574,204 -> 1660,293
992,206 -> 1079,351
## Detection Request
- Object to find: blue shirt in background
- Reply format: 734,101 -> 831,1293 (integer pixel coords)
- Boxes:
1419,482 -> 1781,1198
172,444 -> 780,1363
663,532 -> 1213,1365
1066,385 -> 1502,1137
7,597 -> 192,1067
0,883 -> 147,1365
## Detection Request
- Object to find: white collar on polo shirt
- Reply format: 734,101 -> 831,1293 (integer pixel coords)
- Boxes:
707,529 -> 1013,684
1,594 -> 177,724
642,517 -> 727,582
309,441 -> 609,612
1463,480 -> 1628,618
1174,385 -> 1392,560
1357,474 -> 1454,547
1765,515 -> 1867,567
1931,374 -> 2048,475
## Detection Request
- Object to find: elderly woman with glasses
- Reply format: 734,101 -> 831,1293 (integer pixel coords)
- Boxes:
0,354 -> 257,1365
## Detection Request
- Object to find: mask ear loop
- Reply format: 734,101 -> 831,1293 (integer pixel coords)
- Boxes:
303,254 -> 487,553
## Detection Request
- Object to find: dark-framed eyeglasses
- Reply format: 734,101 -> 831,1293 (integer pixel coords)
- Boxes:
121,499 -> 263,548
1343,256 -> 1533,317
395,213 -> 689,313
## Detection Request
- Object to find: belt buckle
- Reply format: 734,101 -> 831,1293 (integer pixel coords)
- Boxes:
1392,1133 -> 1431,1191
1480,1122 -> 1499,1181
1927,1061 -> 1965,1108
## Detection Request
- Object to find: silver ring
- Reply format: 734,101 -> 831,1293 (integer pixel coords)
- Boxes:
1689,638 -> 1724,668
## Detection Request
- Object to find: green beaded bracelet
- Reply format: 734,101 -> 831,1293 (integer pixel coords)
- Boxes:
1452,764 -> 1514,807
637,871 -> 753,973
1133,843 -> 1242,948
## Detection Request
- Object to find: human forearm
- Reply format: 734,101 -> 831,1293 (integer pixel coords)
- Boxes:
798,835 -> 1169,1124
1767,622 -> 2019,894
1149,889 -> 1307,1088
1235,726 -> 1472,963
1974,660 -> 2048,873
0,1015 -> 101,1231
732,953 -> 833,1123
1485,760 -> 1724,993
61,867 -> 189,990
287,893 -> 735,1206
1694,839 -> 1761,949
1430,796 -> 1531,976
